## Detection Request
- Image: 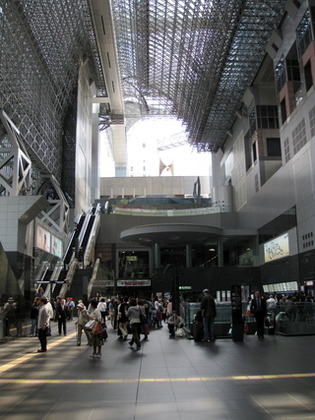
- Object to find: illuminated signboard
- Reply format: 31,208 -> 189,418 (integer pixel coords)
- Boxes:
264,233 -> 289,262
126,256 -> 138,261
263,281 -> 298,293
117,279 -> 151,287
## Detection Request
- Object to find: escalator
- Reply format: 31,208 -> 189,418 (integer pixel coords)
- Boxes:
46,205 -> 101,299
79,209 -> 98,265
63,214 -> 86,266
42,211 -> 89,298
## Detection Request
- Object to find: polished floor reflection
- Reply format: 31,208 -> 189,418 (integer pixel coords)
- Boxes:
0,320 -> 315,420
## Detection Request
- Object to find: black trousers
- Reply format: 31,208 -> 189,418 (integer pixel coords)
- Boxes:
130,323 -> 141,347
255,313 -> 265,337
38,328 -> 47,351
58,318 -> 67,335
168,324 -> 175,337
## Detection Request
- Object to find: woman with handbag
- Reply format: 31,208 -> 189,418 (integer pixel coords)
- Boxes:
88,299 -> 103,358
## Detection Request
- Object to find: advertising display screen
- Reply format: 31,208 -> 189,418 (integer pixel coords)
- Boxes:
264,233 -> 289,262
51,235 -> 63,258
36,226 -> 63,257
36,226 -> 51,253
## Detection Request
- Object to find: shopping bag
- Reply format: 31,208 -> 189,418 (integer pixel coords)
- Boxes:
85,320 -> 96,331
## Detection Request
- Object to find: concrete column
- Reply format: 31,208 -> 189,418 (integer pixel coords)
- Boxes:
186,243 -> 192,267
217,237 -> 224,267
154,243 -> 161,269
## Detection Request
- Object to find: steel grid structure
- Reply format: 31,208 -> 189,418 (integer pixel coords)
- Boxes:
111,0 -> 287,152
0,0 -> 106,199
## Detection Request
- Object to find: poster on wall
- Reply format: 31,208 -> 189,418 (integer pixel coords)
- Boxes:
36,225 -> 51,253
264,233 -> 289,262
51,235 -> 63,258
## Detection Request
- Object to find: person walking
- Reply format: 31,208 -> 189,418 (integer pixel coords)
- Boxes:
117,296 -> 129,340
250,290 -> 267,340
127,298 -> 142,350
200,289 -> 216,342
75,302 -> 91,346
88,299 -> 103,358
37,297 -> 50,352
97,298 -> 108,324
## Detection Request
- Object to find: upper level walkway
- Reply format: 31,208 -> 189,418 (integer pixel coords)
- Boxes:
0,319 -> 315,420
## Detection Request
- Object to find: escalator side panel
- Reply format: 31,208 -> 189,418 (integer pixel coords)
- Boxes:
64,215 -> 86,265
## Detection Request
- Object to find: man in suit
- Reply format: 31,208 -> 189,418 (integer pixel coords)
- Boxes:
37,297 -> 50,352
56,298 -> 69,336
250,290 -> 267,340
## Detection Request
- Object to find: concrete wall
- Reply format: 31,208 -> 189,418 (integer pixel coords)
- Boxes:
100,176 -> 211,198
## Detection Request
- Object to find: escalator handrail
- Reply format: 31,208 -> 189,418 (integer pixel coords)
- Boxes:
84,206 -> 101,268
78,205 -> 96,248
59,258 -> 79,297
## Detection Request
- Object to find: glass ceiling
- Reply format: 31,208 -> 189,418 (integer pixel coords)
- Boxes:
111,0 -> 287,152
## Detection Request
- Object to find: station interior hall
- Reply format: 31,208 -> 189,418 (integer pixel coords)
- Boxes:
1,0 -> 315,419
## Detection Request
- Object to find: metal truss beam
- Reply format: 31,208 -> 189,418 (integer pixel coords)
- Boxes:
0,110 -> 32,196
111,0 -> 287,152
0,0 -> 107,197
36,174 -> 70,233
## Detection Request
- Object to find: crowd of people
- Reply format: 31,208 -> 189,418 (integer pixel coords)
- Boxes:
2,289 -> 315,353
265,292 -> 315,324
21,293 -> 185,357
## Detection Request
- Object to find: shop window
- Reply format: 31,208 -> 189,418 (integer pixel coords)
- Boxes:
118,251 -> 149,279
191,245 -> 218,267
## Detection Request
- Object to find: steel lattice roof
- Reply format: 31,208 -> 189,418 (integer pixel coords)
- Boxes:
111,0 -> 287,152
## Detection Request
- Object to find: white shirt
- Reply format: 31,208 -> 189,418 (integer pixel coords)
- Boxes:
97,301 -> 107,312
46,301 -> 54,319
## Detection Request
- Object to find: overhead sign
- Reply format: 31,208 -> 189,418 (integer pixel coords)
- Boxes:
117,279 -> 151,287
126,255 -> 138,261
95,281 -> 115,287
263,281 -> 298,293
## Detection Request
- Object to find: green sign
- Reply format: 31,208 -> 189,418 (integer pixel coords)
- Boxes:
179,286 -> 192,290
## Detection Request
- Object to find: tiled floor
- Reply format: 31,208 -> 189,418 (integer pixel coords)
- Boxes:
0,320 -> 315,420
